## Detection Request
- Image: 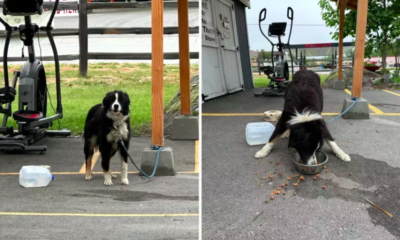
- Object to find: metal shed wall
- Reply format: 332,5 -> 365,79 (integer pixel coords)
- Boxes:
233,0 -> 254,89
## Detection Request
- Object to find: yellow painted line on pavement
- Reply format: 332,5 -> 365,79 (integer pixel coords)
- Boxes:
195,140 -> 199,173
370,113 -> 400,116
383,90 -> 400,97
0,212 -> 199,217
344,89 -> 384,114
0,171 -> 198,176
368,104 -> 384,114
344,89 -> 352,95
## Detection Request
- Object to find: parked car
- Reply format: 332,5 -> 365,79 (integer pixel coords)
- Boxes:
323,63 -> 336,69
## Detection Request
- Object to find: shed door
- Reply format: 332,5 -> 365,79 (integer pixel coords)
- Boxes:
216,0 -> 244,93
201,0 -> 227,100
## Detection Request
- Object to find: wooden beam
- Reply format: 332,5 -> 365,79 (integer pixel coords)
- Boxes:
346,2 -> 358,10
338,0 -> 347,80
178,0 -> 191,115
79,0 -> 88,76
352,0 -> 369,98
151,0 -> 164,146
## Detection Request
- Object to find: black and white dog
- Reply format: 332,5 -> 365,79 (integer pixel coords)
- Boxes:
83,90 -> 131,185
255,70 -> 350,165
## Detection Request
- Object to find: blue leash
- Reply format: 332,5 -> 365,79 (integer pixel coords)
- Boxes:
326,97 -> 359,124
118,139 -> 162,178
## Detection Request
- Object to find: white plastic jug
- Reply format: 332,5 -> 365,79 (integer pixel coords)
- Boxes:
246,122 -> 275,146
19,166 -> 54,188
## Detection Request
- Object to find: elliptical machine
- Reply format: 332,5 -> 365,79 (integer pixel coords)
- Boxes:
254,7 -> 295,97
0,0 -> 70,153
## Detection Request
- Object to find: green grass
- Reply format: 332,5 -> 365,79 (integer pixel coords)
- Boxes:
253,73 -> 328,88
0,63 -> 199,136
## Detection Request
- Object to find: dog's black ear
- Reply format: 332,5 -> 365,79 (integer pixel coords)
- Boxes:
102,93 -> 112,107
102,94 -> 107,106
124,92 -> 131,105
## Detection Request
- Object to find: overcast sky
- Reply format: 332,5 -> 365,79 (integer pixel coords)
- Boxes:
246,0 -> 354,51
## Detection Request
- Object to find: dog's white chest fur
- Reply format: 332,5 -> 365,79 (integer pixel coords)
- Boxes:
107,122 -> 128,143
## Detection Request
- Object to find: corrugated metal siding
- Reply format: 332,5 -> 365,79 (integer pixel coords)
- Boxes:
233,0 -> 253,89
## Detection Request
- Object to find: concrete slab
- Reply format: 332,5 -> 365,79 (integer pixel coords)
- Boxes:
202,90 -> 400,240
140,147 -> 175,176
333,79 -> 346,90
342,98 -> 370,119
171,116 -> 199,140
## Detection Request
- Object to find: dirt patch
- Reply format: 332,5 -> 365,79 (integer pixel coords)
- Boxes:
60,66 -> 78,71
47,77 -> 79,84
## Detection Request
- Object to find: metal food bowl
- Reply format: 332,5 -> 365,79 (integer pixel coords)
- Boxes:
292,151 -> 328,175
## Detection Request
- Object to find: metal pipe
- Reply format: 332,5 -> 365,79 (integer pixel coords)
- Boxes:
46,29 -> 62,114
2,30 -> 12,87
24,16 -> 36,63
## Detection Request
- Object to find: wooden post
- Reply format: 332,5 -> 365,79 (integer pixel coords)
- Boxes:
338,0 -> 347,80
79,0 -> 88,76
151,0 -> 164,146
178,0 -> 190,115
352,0 -> 369,98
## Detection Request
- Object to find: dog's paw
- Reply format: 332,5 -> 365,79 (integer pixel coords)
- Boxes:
255,150 -> 269,159
255,143 -> 273,159
121,178 -> 129,185
85,174 -> 92,181
104,179 -> 113,186
309,158 -> 318,166
112,174 -> 117,179
336,151 -> 351,162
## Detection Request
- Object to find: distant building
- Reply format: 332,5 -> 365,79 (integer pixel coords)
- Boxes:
365,56 -> 400,67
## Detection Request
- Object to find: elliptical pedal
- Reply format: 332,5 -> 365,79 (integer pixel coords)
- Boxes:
13,110 -> 43,122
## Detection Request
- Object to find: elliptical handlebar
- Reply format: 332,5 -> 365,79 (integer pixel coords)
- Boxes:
286,7 -> 294,78
286,7 -> 294,45
287,7 -> 293,20
46,0 -> 60,29
258,8 -> 274,70
258,8 -> 273,47
259,8 -> 266,22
